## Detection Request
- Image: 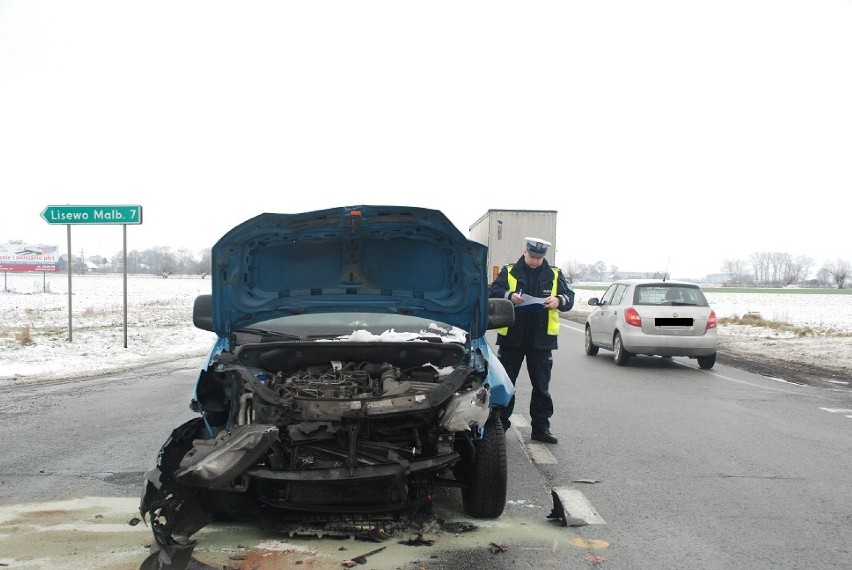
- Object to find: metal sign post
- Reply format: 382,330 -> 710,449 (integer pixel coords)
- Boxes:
67,225 -> 73,341
41,204 -> 143,346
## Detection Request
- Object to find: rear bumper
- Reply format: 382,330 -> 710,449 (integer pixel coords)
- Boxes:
621,328 -> 717,357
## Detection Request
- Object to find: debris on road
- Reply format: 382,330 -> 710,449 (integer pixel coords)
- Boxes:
399,534 -> 434,546
547,490 -> 589,527
342,545 -> 386,567
441,521 -> 477,534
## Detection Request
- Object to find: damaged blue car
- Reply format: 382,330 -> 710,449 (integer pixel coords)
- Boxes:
139,205 -> 515,569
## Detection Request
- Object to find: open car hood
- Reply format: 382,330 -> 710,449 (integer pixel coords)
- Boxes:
209,205 -> 490,337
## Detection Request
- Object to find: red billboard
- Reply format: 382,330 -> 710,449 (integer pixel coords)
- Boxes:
0,243 -> 60,272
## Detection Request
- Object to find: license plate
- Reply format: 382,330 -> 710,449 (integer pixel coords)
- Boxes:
655,318 -> 693,327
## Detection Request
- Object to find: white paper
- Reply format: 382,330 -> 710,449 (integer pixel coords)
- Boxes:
517,293 -> 547,307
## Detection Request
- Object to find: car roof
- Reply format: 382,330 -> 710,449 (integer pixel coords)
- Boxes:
612,279 -> 702,287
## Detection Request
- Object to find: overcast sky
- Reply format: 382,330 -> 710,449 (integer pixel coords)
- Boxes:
2,1 -> 850,279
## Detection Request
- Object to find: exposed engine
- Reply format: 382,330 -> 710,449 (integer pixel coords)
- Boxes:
225,360 -> 450,431
264,361 -> 438,401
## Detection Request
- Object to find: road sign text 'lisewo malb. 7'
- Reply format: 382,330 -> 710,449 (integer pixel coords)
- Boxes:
39,204 -> 143,347
41,205 -> 143,225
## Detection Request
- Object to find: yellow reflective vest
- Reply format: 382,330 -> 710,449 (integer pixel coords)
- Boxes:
497,266 -> 561,336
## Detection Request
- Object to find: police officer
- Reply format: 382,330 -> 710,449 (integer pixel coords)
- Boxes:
489,237 -> 574,444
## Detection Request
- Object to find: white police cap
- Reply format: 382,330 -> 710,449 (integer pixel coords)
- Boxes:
524,237 -> 551,257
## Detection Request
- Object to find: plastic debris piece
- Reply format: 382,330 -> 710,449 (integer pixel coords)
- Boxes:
351,545 -> 386,564
547,490 -> 589,527
399,534 -> 435,546
442,521 -> 478,533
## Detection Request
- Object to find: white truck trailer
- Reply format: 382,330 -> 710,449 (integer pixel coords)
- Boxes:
468,209 -> 558,283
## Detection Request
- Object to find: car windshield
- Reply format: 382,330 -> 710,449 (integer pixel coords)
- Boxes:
634,285 -> 709,306
237,312 -> 468,343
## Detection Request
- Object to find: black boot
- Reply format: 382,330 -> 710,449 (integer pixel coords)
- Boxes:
531,430 -> 558,444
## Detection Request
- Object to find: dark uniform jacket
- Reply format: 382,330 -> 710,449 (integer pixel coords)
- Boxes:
488,256 -> 575,351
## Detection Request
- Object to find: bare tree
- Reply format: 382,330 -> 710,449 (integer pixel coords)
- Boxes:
593,261 -> 608,281
137,246 -> 178,276
823,258 -> 850,289
797,255 -> 814,283
198,248 -> 212,277
721,259 -> 749,284
561,259 -> 580,283
816,267 -> 833,287
574,263 -> 594,282
749,252 -> 770,284
782,255 -> 813,285
768,252 -> 790,285
742,252 -> 815,286
176,248 -> 196,276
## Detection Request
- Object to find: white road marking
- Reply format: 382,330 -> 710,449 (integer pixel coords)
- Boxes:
510,414 -> 530,428
509,415 -> 557,463
565,318 -> 852,428
561,320 -> 805,394
820,407 -> 852,414
527,443 -> 558,464
505,376 -> 605,527
551,486 -> 606,525
508,416 -> 558,464
671,360 -> 809,392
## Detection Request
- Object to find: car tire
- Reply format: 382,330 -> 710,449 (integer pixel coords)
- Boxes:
584,326 -> 599,356
613,332 -> 631,366
697,353 -> 716,369
461,415 -> 507,518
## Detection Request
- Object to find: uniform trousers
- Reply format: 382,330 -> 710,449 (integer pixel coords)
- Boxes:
497,345 -> 554,433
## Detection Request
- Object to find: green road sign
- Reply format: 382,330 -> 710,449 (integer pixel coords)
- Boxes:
41,205 -> 143,225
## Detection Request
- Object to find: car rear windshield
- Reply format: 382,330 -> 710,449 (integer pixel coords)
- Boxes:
633,285 -> 709,306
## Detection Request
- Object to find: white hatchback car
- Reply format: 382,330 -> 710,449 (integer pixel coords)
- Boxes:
584,279 -> 718,369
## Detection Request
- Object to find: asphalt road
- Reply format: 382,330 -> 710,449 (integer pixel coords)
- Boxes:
1,320 -> 851,569
517,321 -> 852,570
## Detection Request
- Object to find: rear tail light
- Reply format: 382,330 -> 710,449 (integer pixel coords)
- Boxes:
707,310 -> 717,329
624,307 -> 642,327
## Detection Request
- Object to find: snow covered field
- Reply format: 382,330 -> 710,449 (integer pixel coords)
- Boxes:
1,273 -> 215,384
570,287 -> 852,333
2,273 -> 851,386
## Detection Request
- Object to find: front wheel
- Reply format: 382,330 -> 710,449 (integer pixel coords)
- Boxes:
697,353 -> 716,369
461,415 -> 507,518
584,326 -> 599,356
613,332 -> 631,366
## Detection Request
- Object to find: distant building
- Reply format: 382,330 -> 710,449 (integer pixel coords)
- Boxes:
85,260 -> 110,273
703,273 -> 728,284
610,271 -> 668,280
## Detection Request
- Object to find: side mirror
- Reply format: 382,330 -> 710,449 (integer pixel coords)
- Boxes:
193,294 -> 214,332
588,297 -> 600,306
487,298 -> 514,329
